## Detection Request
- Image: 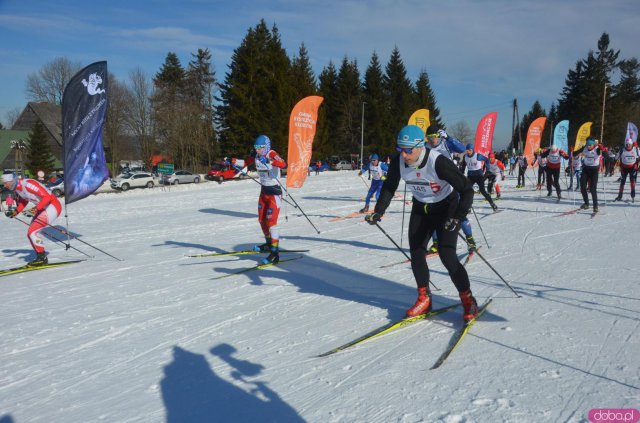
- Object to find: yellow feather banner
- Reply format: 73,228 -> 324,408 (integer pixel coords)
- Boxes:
574,122 -> 592,151
408,109 -> 430,134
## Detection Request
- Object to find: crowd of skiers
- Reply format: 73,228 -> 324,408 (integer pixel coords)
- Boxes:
2,124 -> 638,326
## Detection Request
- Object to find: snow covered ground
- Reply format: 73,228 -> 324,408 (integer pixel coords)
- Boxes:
1,169 -> 638,423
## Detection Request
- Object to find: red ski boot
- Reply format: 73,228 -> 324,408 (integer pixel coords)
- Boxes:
459,290 -> 478,322
406,287 -> 432,317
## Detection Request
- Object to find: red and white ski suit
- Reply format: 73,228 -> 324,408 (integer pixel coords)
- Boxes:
13,178 -> 62,254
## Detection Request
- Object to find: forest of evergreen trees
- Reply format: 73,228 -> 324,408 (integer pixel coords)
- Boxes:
22,21 -> 640,172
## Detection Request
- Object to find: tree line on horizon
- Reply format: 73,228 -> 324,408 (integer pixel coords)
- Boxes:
17,22 -> 640,173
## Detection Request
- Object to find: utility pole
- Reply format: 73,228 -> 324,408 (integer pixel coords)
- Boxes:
600,83 -> 608,143
511,99 -> 522,153
360,102 -> 366,168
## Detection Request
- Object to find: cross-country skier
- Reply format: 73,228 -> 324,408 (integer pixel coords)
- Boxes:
365,125 -> 478,321
515,152 -> 528,188
532,149 -> 546,190
251,135 -> 287,264
614,138 -> 640,202
486,153 -> 505,200
574,138 -> 602,212
424,126 -> 478,253
1,172 -> 62,266
461,143 -> 498,211
358,154 -> 388,213
540,144 -> 569,199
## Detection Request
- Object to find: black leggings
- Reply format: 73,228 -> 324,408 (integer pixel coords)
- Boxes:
545,167 -> 561,196
468,174 -> 494,205
408,201 -> 470,293
581,166 -> 599,206
517,167 -> 526,186
618,167 -> 637,198
537,166 -> 546,185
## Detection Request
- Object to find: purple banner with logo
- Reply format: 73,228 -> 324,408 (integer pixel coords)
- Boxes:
61,61 -> 109,204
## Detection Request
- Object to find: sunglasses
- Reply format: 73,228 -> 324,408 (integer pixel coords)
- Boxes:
396,140 -> 424,154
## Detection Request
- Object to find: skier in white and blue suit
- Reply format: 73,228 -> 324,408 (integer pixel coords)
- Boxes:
358,154 -> 388,213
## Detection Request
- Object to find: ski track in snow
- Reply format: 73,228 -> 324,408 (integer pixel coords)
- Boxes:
1,170 -> 639,422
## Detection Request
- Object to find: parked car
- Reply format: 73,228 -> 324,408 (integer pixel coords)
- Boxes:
330,160 -> 353,171
162,170 -> 201,185
46,176 -> 65,197
110,172 -> 155,191
206,157 -> 255,183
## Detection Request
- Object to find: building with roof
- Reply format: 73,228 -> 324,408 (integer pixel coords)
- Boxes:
1,102 -> 64,172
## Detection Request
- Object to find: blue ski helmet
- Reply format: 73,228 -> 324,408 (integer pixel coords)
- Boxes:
586,138 -> 596,147
466,143 -> 474,151
370,154 -> 379,160
396,125 -> 425,148
253,135 -> 271,156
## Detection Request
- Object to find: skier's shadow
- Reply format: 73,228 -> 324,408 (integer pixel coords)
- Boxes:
161,344 -> 304,423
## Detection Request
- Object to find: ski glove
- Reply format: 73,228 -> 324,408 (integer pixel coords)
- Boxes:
365,212 -> 382,225
444,217 -> 460,232
5,210 -> 17,218
437,129 -> 448,139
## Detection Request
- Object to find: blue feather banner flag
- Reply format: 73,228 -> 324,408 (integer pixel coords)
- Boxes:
61,61 -> 109,204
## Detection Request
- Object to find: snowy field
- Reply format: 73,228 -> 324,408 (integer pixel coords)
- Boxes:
1,169 -> 639,423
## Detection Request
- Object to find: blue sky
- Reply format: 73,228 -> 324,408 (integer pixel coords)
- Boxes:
1,0 -> 638,150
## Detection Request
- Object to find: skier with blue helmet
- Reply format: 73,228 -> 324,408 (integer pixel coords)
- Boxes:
365,125 -> 479,322
252,134 -> 288,264
358,153 -> 388,213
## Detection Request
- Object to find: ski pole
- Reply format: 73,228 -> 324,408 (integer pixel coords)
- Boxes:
374,222 -> 439,291
275,179 -> 321,234
14,216 -> 92,258
232,164 -> 297,208
457,232 -> 520,297
36,220 -> 122,261
470,206 -> 490,248
358,173 -> 370,189
400,184 -> 407,249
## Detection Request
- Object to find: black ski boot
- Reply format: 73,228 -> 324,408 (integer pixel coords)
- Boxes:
28,252 -> 48,267
254,237 -> 272,253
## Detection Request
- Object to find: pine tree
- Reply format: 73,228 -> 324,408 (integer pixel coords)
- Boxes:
26,121 -> 56,177
383,47 -> 417,153
362,52 -> 388,159
186,48 -> 218,167
608,58 -> 640,143
216,20 -> 292,157
414,69 -> 444,129
557,33 -> 620,146
334,56 -> 362,157
291,43 -> 317,98
315,62 -> 339,161
152,52 -> 186,161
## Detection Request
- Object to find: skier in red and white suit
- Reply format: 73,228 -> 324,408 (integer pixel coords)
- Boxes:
252,135 -> 287,265
1,172 -> 61,266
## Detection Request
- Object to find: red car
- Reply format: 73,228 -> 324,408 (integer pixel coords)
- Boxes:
206,157 -> 254,183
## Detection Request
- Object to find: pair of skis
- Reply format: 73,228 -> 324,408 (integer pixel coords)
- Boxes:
0,260 -> 85,278
188,249 -> 308,280
317,299 -> 492,369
